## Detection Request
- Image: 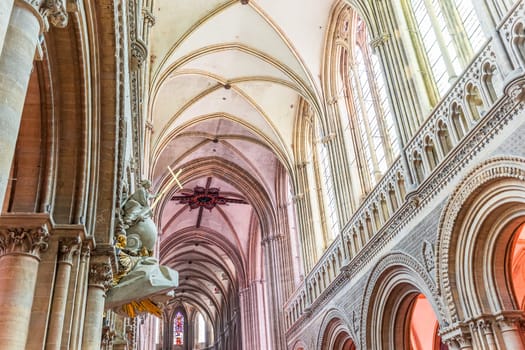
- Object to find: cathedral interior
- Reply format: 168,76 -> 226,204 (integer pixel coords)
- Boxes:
2,0 -> 525,349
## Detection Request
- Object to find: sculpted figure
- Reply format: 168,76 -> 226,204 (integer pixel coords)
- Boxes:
121,179 -> 158,254
106,179 -> 178,318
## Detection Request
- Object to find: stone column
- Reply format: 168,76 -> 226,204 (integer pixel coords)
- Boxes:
0,0 -> 67,205
497,316 -> 525,350
0,225 -> 49,349
262,234 -> 293,350
82,261 -> 113,350
0,0 -> 14,55
69,247 -> 90,350
239,287 -> 254,350
46,238 -> 81,350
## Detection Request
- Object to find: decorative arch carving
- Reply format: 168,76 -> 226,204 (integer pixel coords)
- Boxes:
360,252 -> 444,349
316,308 -> 357,350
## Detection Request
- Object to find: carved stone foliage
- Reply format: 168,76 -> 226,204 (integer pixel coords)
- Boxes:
89,262 -> 113,290
0,225 -> 50,257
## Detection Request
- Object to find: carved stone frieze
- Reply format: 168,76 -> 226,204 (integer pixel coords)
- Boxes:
0,225 -> 50,257
89,262 -> 114,290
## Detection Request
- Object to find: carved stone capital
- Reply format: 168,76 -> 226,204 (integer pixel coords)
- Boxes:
81,246 -> 91,259
88,262 -> 113,290
17,0 -> 68,31
496,314 -> 524,331
477,319 -> 494,334
0,225 -> 50,258
41,0 -> 68,28
441,325 -> 472,349
444,333 -> 472,348
58,237 -> 81,263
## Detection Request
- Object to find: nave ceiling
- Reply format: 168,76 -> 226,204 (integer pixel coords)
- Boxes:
148,0 -> 327,323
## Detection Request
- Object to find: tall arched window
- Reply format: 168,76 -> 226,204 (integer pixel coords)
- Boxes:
317,126 -> 339,241
337,11 -> 400,194
402,0 -> 486,98
173,311 -> 184,346
196,312 -> 206,345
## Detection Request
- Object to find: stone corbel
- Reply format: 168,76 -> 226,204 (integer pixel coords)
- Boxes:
142,7 -> 155,27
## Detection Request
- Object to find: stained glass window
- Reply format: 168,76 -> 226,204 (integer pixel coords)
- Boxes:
173,311 -> 184,345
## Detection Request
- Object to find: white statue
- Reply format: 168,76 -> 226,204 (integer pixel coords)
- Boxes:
106,180 -> 178,318
121,179 -> 158,254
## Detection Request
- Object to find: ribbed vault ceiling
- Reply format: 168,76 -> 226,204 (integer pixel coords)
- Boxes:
149,0 -> 332,330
